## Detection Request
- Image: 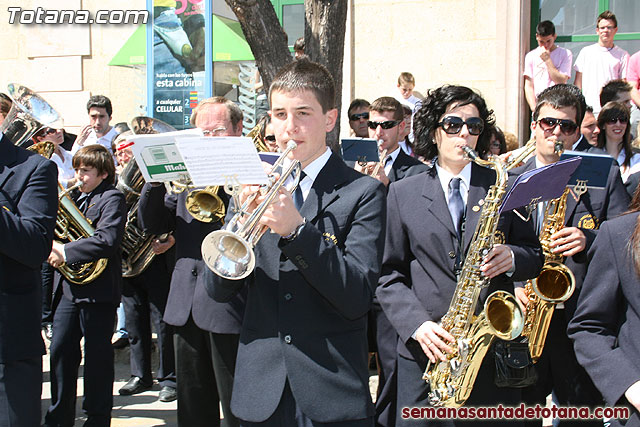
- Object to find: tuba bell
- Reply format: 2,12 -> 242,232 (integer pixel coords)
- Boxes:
0,83 -> 63,147
117,116 -> 175,277
201,141 -> 301,280
55,182 -> 109,284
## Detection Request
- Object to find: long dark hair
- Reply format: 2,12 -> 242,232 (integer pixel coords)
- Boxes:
597,101 -> 632,168
413,85 -> 494,160
627,185 -> 640,274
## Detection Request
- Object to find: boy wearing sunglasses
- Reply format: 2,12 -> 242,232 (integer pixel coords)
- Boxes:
512,85 -> 629,426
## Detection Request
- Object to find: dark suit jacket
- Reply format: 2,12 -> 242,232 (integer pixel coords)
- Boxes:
377,163 -> 543,361
388,148 -> 428,183
138,183 -> 244,334
0,134 -> 58,363
511,157 -> 629,318
573,135 -> 606,154
205,153 -> 387,423
54,180 -> 127,305
568,212 -> 640,426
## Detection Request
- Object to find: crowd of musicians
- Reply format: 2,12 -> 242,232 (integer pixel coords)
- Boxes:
2,48 -> 640,427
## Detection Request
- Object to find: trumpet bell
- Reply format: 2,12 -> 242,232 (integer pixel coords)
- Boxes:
201,230 -> 255,280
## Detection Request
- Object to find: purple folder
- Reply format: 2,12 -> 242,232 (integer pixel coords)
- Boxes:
499,157 -> 581,214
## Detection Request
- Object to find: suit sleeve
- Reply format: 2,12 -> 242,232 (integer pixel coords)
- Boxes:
138,182 -> 176,234
0,160 -> 58,268
279,179 -> 386,320
65,191 -> 127,264
567,220 -> 640,407
376,183 -> 433,345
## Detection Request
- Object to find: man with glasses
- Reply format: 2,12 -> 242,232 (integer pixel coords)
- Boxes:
574,10 -> 629,115
138,96 -> 244,426
512,85 -> 629,427
347,98 -> 371,138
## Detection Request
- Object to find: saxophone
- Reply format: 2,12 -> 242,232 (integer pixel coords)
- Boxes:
521,188 -> 575,362
423,147 -> 525,408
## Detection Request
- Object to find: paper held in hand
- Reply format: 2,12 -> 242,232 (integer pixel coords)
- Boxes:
129,130 -> 268,186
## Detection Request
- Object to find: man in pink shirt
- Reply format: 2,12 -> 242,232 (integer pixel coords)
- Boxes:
524,20 -> 572,111
627,50 -> 640,139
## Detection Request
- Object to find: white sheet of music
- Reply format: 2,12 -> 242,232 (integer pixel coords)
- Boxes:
175,137 -> 269,187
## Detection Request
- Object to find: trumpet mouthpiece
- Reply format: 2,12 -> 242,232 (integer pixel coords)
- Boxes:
286,140 -> 297,150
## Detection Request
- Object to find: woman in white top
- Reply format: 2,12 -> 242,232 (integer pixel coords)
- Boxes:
32,127 -> 76,188
597,101 -> 640,183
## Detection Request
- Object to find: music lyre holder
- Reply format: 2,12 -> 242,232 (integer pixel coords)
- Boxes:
570,179 -> 588,202
223,175 -> 242,214
514,196 -> 541,223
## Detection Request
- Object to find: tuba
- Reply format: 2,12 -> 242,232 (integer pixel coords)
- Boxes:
55,182 -> 109,284
201,141 -> 301,280
422,147 -> 526,408
0,83 -> 63,147
521,143 -> 575,362
118,116 -> 175,277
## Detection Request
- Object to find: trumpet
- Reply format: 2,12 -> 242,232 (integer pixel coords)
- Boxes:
371,139 -> 388,177
201,141 -> 301,280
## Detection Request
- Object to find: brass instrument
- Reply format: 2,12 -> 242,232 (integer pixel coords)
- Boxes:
55,182 -> 109,284
0,83 -> 63,147
201,141 -> 301,280
521,142 -> 575,362
118,116 -> 175,277
370,139 -> 388,177
245,118 -> 270,153
422,147 -> 525,408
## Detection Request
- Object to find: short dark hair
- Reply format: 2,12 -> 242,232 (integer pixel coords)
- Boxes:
189,96 -> 243,133
87,95 -> 113,117
536,20 -> 556,37
269,58 -> 335,113
534,84 -> 583,128
369,97 -> 404,121
72,144 -> 116,185
597,10 -> 617,28
413,85 -> 495,160
597,101 -> 632,167
347,98 -> 370,117
600,79 -> 632,107
293,37 -> 305,52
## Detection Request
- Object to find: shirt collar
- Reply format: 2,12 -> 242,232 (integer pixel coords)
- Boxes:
435,161 -> 471,202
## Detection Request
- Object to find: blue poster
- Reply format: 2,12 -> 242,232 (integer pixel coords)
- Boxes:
147,0 -> 212,129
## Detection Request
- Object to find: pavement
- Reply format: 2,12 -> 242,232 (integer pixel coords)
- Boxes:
40,334 -> 379,426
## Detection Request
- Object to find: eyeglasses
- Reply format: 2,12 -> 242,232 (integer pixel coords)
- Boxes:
36,128 -> 57,137
264,135 -> 276,142
605,116 -> 628,125
349,112 -> 369,121
202,127 -> 227,136
536,117 -> 578,135
437,116 -> 484,136
367,120 -> 400,130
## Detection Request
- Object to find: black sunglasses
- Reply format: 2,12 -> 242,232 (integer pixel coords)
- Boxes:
604,116 -> 628,125
349,112 -> 369,121
36,127 -> 57,137
264,135 -> 276,142
367,120 -> 400,130
437,116 -> 484,136
537,117 -> 578,135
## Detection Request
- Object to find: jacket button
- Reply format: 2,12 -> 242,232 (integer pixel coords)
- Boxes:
284,293 -> 292,301
191,269 -> 198,277
284,334 -> 292,344
448,251 -> 456,259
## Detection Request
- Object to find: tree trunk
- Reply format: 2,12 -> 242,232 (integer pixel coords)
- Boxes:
224,0 -> 293,90
304,0 -> 348,152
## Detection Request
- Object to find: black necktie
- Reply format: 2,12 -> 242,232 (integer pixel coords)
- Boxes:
293,172 -> 306,211
448,177 -> 464,237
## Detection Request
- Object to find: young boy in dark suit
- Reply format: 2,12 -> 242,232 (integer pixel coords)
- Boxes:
44,144 -> 127,427
204,58 -> 387,426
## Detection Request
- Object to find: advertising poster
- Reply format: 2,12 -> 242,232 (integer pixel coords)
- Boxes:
147,0 -> 212,129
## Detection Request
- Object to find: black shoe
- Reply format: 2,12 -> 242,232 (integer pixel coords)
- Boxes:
112,336 -> 129,349
158,386 -> 177,402
43,323 -> 53,341
118,376 -> 152,396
